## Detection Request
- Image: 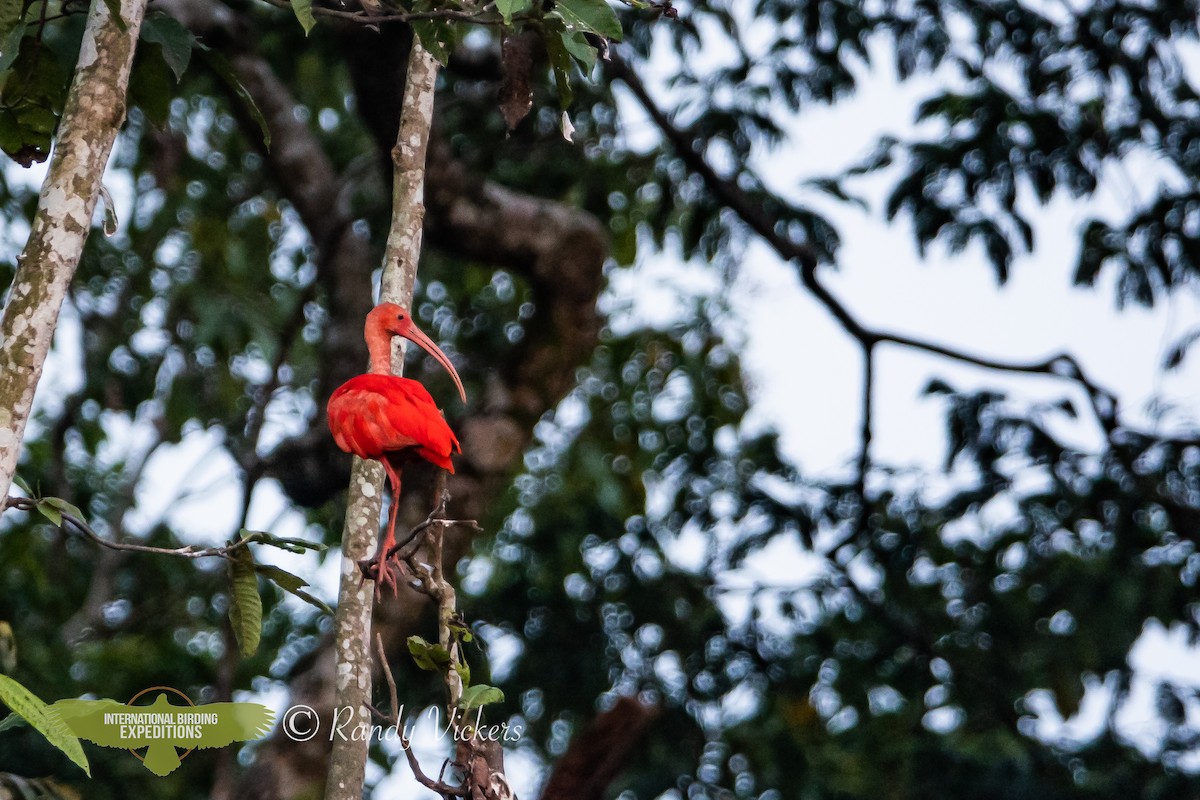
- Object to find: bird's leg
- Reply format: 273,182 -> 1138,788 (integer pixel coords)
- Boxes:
361,460 -> 404,597
388,468 -> 446,561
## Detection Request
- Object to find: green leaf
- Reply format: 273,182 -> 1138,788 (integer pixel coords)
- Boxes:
0,0 -> 24,44
410,19 -> 456,66
552,0 -> 622,41
290,0 -> 316,35
227,549 -> 262,657
459,683 -> 504,711
41,496 -> 85,525
0,35 -> 70,166
140,13 -> 196,82
254,564 -> 333,615
560,30 -> 597,73
11,474 -> 32,496
406,635 -> 451,672
408,0 -> 460,65
127,48 -> 173,127
0,674 -> 90,776
542,26 -> 575,110
0,19 -> 24,73
34,501 -> 61,527
448,619 -> 474,643
241,529 -> 328,554
804,176 -> 868,211
496,0 -> 531,25
198,49 -> 271,150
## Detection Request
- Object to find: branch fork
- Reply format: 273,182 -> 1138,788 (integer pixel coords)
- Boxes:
365,480 -> 513,799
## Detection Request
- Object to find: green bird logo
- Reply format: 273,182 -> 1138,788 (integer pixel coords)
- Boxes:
48,690 -> 275,776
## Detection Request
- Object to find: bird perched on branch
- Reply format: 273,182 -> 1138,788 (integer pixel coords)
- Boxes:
327,302 -> 465,592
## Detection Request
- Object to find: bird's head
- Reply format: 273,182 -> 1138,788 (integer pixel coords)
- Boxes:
367,303 -> 466,403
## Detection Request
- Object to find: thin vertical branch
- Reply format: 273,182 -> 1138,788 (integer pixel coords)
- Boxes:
426,473 -> 463,707
854,343 -> 874,531
324,37 -> 442,800
826,343 -> 874,559
396,477 -> 511,799
0,0 -> 148,514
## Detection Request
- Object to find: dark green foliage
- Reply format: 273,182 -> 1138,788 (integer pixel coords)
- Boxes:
0,25 -> 73,166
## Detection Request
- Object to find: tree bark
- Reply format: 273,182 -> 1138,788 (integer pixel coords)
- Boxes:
0,0 -> 147,513
323,38 -> 442,800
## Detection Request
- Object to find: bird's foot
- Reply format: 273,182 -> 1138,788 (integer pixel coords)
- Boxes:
357,555 -> 405,598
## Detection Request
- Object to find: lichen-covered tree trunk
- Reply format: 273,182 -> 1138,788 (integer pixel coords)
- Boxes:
323,38 -> 441,800
0,0 -> 147,511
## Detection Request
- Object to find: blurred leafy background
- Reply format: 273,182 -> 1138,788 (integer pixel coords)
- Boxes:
1,0 -> 1199,798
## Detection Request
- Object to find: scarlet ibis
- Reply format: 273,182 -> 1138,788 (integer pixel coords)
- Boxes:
327,302 -> 466,591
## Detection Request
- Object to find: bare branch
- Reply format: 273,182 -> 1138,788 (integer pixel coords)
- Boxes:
606,51 -> 1125,440
368,633 -> 469,798
254,0 -> 503,26
852,344 -> 874,538
374,633 -> 399,721
3,496 -> 253,561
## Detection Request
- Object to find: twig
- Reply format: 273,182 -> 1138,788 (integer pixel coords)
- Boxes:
254,0 -> 502,26
60,416 -> 167,641
400,730 -> 468,798
4,496 -> 254,561
368,632 -> 468,798
375,632 -> 400,719
397,475 -> 464,704
430,486 -> 464,708
354,481 -> 479,580
853,344 -> 874,527
388,479 -> 508,796
389,487 -> 480,560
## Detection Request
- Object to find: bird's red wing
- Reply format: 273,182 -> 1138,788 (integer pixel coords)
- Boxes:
328,375 -> 460,471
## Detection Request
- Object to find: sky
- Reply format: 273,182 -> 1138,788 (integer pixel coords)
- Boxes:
5,5 -> 1200,796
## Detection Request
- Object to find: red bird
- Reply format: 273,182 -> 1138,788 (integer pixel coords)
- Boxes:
327,302 -> 466,590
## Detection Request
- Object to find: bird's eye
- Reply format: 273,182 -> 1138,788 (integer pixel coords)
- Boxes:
396,313 -> 405,321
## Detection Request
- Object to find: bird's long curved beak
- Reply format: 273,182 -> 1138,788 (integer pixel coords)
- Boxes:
403,323 -> 467,404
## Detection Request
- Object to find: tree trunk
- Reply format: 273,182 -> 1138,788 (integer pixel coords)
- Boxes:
323,38 -> 442,800
0,0 -> 147,511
